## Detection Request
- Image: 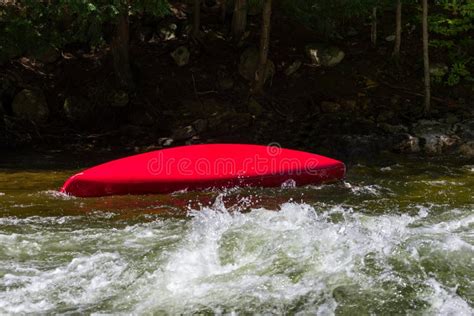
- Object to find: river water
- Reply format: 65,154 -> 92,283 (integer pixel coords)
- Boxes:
0,153 -> 473,314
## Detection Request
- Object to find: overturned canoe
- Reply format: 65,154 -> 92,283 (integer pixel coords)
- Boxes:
61,144 -> 345,197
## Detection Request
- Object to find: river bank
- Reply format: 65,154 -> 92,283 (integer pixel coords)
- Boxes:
1,10 -> 473,161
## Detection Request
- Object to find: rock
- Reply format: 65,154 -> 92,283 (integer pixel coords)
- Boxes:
218,76 -> 234,90
320,101 -> 341,113
454,119 -> 474,140
171,46 -> 190,66
458,141 -> 474,158
172,125 -> 196,141
130,109 -> 154,126
385,35 -> 396,42
412,119 -> 459,155
238,47 -> 275,82
429,63 -> 449,77
159,138 -> 174,147
445,113 -> 459,125
305,44 -> 345,67
110,90 -> 129,107
192,119 -> 208,134
159,23 -> 177,41
12,89 -> 49,123
412,119 -> 452,136
394,134 -> 421,153
380,123 -> 408,134
64,96 -> 95,125
248,98 -> 263,116
423,134 -> 460,155
37,46 -> 60,64
284,60 -> 302,76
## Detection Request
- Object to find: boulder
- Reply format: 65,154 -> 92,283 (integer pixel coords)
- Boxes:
159,137 -> 174,147
454,119 -> 474,140
305,44 -> 345,67
238,47 -> 275,82
171,46 -> 190,66
412,120 -> 459,155
63,96 -> 95,125
458,141 -> 474,158
36,46 -> 60,64
412,119 -> 452,136
159,23 -> 177,41
12,89 -> 49,123
394,134 -> 421,153
284,60 -> 302,76
422,134 -> 460,155
192,119 -> 208,134
172,125 -> 196,141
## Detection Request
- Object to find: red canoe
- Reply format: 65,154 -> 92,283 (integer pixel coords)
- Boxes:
61,144 -> 345,197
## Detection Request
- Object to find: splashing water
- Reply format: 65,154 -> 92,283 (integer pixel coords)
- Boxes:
0,156 -> 473,314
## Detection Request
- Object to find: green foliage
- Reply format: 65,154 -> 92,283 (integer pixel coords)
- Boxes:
429,0 -> 473,86
280,0 -> 389,38
0,0 -> 170,63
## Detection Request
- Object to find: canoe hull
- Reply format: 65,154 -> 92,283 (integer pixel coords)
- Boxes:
61,144 -> 345,197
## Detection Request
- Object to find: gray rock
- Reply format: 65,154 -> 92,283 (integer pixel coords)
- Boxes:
412,119 -> 452,136
305,44 -> 345,67
110,90 -> 129,107
380,123 -> 408,134
321,101 -> 341,113
445,113 -> 459,125
395,134 -> 421,153
12,89 -> 49,123
37,46 -> 60,64
159,23 -> 177,41
158,138 -> 174,147
458,141 -> 474,158
172,125 -> 196,141
284,60 -> 302,76
238,47 -> 275,82
159,138 -> 174,147
192,119 -> 208,134
453,119 -> 474,140
423,134 -> 460,155
171,46 -> 190,67
412,119 -> 460,155
385,35 -> 396,42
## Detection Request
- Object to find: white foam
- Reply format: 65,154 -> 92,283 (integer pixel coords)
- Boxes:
0,198 -> 472,314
